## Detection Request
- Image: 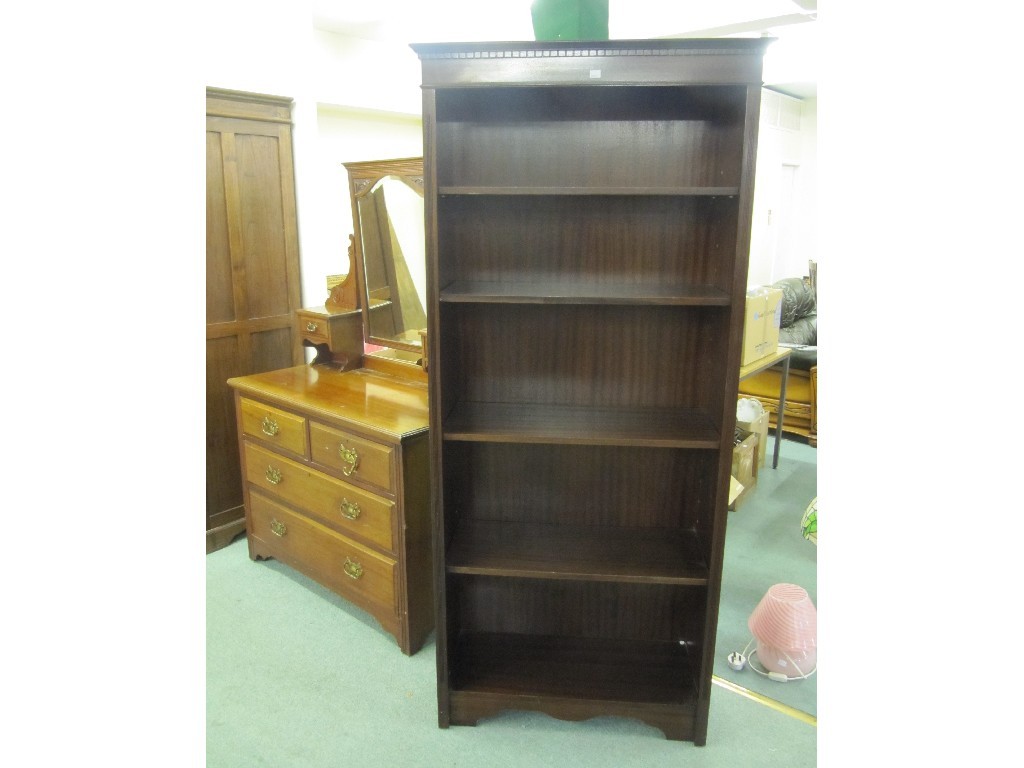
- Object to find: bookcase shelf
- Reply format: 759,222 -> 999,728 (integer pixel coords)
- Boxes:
442,401 -> 719,448
413,38 -> 769,745
439,186 -> 740,196
439,280 -> 732,306
446,521 -> 709,585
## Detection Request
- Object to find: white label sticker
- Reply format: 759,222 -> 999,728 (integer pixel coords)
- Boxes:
590,69 -> 601,79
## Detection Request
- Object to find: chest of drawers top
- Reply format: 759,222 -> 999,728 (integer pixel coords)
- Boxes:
228,364 -> 429,441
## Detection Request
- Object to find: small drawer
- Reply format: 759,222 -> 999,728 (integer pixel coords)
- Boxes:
245,442 -> 396,551
239,398 -> 307,457
297,311 -> 331,346
310,422 -> 395,493
249,491 -> 397,614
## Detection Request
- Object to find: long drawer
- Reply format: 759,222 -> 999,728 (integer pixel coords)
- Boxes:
244,441 -> 396,551
249,491 -> 398,614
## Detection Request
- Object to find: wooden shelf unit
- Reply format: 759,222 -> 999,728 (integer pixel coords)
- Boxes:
413,39 -> 769,744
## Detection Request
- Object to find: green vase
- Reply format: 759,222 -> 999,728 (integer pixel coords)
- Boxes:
531,0 -> 609,41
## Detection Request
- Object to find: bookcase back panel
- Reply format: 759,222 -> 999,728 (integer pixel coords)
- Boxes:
438,195 -> 738,291
451,576 -> 705,643
442,442 -> 717,529
436,86 -> 746,189
436,85 -> 747,123
440,303 -> 728,411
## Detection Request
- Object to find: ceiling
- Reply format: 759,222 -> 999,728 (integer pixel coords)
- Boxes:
311,0 -> 818,99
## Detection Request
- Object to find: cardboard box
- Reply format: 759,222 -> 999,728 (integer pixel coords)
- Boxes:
741,287 -> 783,365
731,429 -> 758,493
762,287 -> 783,352
728,475 -> 744,506
737,406 -> 770,469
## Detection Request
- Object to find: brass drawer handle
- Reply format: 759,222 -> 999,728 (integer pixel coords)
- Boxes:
343,557 -> 363,580
340,498 -> 361,520
339,445 -> 360,476
305,321 -> 319,333
261,415 -> 280,437
270,518 -> 287,537
265,466 -> 283,485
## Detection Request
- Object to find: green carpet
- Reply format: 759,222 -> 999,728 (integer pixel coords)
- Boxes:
207,438 -> 816,766
714,436 -> 818,716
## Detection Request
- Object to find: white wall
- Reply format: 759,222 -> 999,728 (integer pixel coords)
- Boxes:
306,105 -> 423,306
794,97 -> 818,280
748,91 -> 818,288
309,30 -> 423,116
203,1 -> 313,99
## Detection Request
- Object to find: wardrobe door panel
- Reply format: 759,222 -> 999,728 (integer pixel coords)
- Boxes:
205,89 -> 303,553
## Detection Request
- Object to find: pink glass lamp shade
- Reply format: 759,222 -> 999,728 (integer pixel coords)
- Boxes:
748,583 -> 817,678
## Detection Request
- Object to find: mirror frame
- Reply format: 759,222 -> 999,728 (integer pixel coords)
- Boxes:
343,157 -> 425,355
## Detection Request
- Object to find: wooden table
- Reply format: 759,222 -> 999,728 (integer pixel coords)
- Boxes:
738,346 -> 792,469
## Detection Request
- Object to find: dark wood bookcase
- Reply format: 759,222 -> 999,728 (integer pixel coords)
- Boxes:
412,39 -> 769,744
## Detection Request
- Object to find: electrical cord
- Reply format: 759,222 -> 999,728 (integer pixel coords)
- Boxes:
729,638 -> 817,683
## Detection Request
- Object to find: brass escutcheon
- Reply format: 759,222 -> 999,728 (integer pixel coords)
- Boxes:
340,499 -> 361,520
339,445 -> 360,476
266,466 -> 282,485
305,321 -> 319,332
343,557 -> 363,580
270,518 -> 287,537
261,415 -> 279,437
